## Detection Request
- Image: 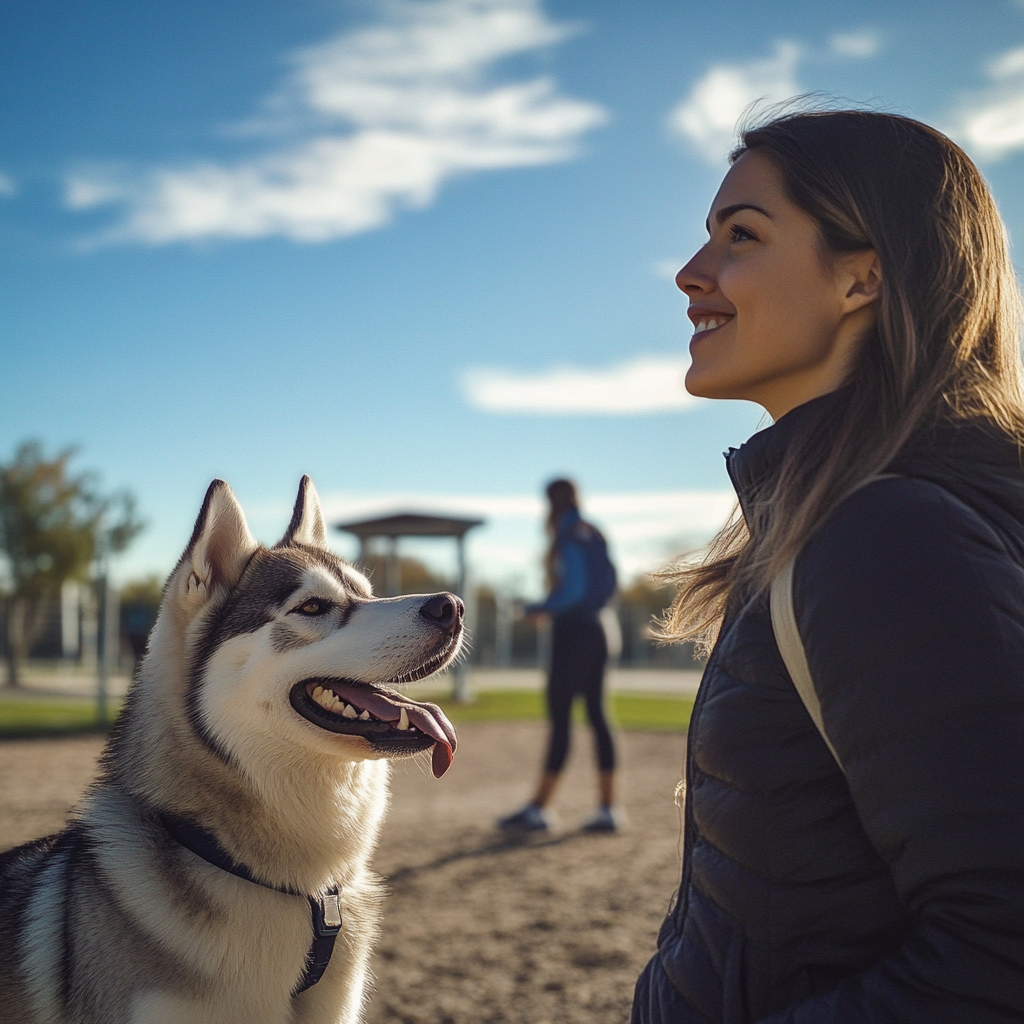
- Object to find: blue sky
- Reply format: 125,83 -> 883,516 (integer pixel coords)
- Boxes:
5,0 -> 1024,592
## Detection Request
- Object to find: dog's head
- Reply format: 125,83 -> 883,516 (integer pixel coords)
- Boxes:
162,477 -> 460,778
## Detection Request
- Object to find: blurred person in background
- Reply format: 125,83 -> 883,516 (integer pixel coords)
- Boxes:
633,109 -> 1024,1022
497,478 -> 620,833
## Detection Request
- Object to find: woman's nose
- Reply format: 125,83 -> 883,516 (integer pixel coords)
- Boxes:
675,248 -> 716,298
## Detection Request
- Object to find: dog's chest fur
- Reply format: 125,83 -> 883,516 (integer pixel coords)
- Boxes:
1,765 -> 388,1024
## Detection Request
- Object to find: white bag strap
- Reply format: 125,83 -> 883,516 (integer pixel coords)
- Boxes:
770,557 -> 843,769
769,475 -> 900,773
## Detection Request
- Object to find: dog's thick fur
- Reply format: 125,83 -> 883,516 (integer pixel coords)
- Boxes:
0,477 -> 462,1024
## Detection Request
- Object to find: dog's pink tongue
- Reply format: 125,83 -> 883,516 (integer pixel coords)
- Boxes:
335,686 -> 457,778
398,702 -> 456,778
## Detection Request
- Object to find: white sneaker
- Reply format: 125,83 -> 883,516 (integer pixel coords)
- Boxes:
581,806 -> 622,833
497,804 -> 550,831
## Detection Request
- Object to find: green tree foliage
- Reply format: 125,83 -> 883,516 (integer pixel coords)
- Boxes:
0,442 -> 145,686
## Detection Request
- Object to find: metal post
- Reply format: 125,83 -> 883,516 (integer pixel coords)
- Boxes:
80,586 -> 97,670
385,536 -> 400,597
61,581 -> 80,660
495,590 -> 513,668
96,573 -> 108,726
453,536 -> 472,702
536,616 -> 552,675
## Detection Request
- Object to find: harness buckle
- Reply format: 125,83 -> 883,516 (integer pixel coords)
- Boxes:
312,892 -> 343,936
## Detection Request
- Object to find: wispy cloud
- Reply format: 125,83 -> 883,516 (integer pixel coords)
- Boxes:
828,29 -> 881,59
666,30 -> 882,166
950,43 -> 1024,160
0,172 -> 17,198
667,41 -> 803,165
258,487 -> 736,586
64,0 -> 606,245
460,355 -> 701,415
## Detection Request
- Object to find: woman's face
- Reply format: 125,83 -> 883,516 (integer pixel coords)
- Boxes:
677,149 -> 879,420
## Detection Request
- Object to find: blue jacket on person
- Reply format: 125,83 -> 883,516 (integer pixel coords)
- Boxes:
633,390 -> 1024,1023
524,509 -> 602,620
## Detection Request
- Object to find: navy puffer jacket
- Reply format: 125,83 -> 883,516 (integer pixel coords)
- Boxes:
633,392 -> 1024,1023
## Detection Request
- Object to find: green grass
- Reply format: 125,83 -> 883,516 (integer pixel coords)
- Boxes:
0,695 -> 122,737
0,690 -> 693,738
436,690 -> 694,733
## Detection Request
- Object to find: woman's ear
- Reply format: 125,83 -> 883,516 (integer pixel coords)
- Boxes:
840,250 -> 882,313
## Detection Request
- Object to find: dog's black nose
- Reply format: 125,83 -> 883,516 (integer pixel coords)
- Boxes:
419,593 -> 464,632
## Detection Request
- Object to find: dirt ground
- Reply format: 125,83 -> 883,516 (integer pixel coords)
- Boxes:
0,722 -> 687,1023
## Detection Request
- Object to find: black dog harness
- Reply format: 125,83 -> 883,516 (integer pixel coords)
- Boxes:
159,814 -> 341,994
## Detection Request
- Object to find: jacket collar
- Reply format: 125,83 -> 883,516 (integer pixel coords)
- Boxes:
724,390 -> 841,523
723,388 -> 1024,534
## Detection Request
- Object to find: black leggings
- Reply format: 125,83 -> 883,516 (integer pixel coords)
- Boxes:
544,617 -> 616,773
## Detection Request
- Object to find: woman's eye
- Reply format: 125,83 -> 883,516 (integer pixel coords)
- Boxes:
729,224 -> 756,243
296,599 -> 329,616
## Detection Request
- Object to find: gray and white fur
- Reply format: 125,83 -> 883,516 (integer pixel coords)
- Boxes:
0,477 -> 463,1024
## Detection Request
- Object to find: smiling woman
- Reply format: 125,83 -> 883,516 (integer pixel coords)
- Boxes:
633,111 -> 1024,1023
679,152 -> 880,419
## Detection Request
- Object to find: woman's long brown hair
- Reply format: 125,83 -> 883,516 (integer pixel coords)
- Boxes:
658,110 -> 1024,653
544,478 -> 579,590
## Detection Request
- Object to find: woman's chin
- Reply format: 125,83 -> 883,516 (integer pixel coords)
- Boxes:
684,364 -> 728,400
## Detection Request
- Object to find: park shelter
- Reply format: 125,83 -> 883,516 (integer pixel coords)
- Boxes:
334,512 -> 484,701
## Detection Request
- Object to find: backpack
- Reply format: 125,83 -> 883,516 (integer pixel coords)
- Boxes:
572,521 -> 618,610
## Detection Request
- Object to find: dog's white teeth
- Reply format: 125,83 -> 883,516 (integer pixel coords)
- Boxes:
359,710 -> 370,720
312,685 -> 324,700
342,704 -> 358,719
397,707 -> 410,731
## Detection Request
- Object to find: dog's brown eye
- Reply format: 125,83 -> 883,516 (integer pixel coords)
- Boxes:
296,599 -> 329,616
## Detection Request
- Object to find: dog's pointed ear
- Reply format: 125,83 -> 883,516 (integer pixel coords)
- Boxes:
279,475 -> 327,548
177,480 -> 258,606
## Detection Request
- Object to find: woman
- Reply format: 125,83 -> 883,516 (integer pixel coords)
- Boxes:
497,478 -> 620,832
633,111 -> 1024,1022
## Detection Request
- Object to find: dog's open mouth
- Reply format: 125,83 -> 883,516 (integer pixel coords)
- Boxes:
289,677 -> 458,778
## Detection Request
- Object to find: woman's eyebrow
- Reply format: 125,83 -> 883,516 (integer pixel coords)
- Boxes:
705,202 -> 774,233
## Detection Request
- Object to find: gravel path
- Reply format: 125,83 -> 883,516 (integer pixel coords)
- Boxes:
0,722 -> 687,1023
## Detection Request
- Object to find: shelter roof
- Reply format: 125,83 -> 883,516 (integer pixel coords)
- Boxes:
334,512 -> 485,540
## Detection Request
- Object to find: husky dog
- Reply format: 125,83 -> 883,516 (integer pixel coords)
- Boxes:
0,477 -> 461,1024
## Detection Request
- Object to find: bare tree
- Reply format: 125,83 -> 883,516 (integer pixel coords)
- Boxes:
0,442 -> 144,686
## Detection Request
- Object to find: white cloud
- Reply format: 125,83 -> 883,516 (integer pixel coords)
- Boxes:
116,484 -> 736,591
667,41 -> 802,165
0,172 -> 17,198
460,354 -> 702,415
828,30 -> 881,59
260,487 -> 736,588
64,0 -> 606,244
949,42 -> 1024,160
